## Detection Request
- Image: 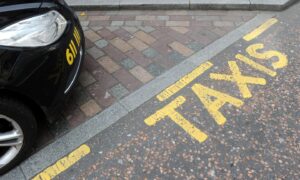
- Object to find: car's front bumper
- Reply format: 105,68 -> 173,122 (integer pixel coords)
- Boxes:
0,2 -> 85,121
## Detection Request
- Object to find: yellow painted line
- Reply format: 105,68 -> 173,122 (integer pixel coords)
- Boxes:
235,54 -> 277,77
79,12 -> 86,16
245,43 -> 288,70
210,61 -> 266,98
192,83 -> 244,126
156,61 -> 213,102
145,96 -> 208,143
32,144 -> 91,180
243,18 -> 278,41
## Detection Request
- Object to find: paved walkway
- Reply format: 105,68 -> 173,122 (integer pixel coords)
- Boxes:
4,3 -> 300,179
66,0 -> 296,11
36,10 -> 257,149
20,3 -> 299,179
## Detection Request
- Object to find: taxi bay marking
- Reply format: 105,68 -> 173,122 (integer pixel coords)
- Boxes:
144,18 -> 289,143
32,144 -> 90,180
243,18 -> 278,41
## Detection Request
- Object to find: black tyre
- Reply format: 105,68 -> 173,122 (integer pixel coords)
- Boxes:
0,97 -> 37,175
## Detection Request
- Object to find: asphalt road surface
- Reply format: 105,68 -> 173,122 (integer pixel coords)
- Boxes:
31,3 -> 300,180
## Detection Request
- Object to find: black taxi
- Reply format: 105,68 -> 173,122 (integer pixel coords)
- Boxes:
0,0 -> 85,174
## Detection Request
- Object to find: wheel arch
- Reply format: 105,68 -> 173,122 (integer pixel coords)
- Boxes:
0,88 -> 47,124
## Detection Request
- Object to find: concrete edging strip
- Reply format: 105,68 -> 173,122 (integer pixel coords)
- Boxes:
190,0 -> 250,10
3,13 -> 275,180
249,0 -> 298,11
65,0 -> 296,10
119,0 -> 190,10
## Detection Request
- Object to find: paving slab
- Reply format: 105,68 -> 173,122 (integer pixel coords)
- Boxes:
250,0 -> 298,10
190,0 -> 250,10
120,0 -> 189,9
1,167 -> 26,180
65,0 -> 297,10
68,0 -> 120,9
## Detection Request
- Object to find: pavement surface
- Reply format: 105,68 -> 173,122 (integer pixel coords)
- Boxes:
3,2 -> 300,180
53,4 -> 299,178
66,0 -> 297,11
36,9 -> 257,149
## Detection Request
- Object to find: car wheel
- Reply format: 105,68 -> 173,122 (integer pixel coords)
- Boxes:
0,97 -> 37,175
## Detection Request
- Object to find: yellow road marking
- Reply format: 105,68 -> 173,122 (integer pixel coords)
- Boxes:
192,83 -> 244,125
32,144 -> 91,180
156,61 -> 213,102
210,61 -> 266,98
235,54 -> 277,77
246,43 -> 288,69
79,12 -> 86,16
145,18 -> 288,143
145,96 -> 208,143
243,18 -> 278,41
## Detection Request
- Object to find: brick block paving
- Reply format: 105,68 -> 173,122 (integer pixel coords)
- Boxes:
35,10 -> 257,149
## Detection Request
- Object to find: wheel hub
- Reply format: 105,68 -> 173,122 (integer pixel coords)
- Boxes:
0,115 -> 24,169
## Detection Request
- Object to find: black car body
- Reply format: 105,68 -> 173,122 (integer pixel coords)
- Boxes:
0,0 -> 85,174
0,0 -> 84,119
